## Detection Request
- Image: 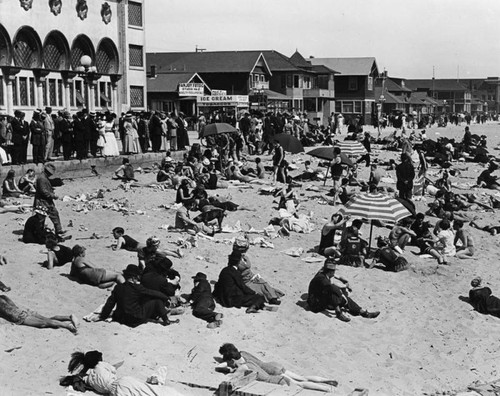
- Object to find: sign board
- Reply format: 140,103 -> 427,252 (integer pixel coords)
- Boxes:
197,95 -> 249,107
211,89 -> 227,96
178,83 -> 204,96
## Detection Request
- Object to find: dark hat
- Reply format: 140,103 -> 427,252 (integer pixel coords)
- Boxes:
154,255 -> 173,273
44,163 -> 56,175
192,272 -> 207,282
34,108 -> 42,114
323,258 -> 338,271
232,236 -> 249,252
45,106 -> 52,113
14,110 -> 23,117
123,264 -> 142,279
90,111 -> 96,117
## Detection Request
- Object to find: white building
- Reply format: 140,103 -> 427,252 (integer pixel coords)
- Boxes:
0,0 -> 147,117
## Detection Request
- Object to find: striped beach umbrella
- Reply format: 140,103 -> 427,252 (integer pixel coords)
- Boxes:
335,140 -> 367,156
338,192 -> 412,250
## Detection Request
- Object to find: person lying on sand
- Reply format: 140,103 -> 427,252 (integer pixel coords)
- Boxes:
216,343 -> 338,392
64,350 -> 184,395
0,255 -> 11,292
0,294 -> 78,333
307,258 -> 380,322
111,227 -> 143,252
137,237 -> 183,271
469,277 -> 500,319
70,245 -> 125,289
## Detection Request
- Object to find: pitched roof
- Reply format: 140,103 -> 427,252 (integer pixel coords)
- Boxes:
146,50 -> 310,74
374,87 -> 406,104
147,73 -> 210,93
289,51 -> 312,69
405,79 -> 469,92
384,78 -> 412,92
411,91 -> 440,105
309,57 -> 378,76
310,64 -> 339,74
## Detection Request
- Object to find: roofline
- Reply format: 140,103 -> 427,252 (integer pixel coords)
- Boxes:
186,72 -> 212,94
250,52 -> 273,77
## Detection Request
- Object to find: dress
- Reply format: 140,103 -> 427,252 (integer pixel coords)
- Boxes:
103,122 -> 120,157
238,256 -> 284,303
122,121 -> 141,154
85,361 -> 184,396
469,287 -> 500,317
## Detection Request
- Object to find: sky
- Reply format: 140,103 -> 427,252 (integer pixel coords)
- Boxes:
145,0 -> 500,79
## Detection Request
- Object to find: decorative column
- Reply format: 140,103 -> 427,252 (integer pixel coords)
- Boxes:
33,69 -> 50,109
61,71 -> 77,110
87,79 -> 97,112
1,67 -> 21,115
110,74 -> 122,115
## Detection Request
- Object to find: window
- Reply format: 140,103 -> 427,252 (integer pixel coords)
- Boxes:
260,75 -> 265,82
348,77 -> 358,91
162,101 -> 174,113
335,101 -> 341,113
69,82 -> 75,107
130,85 -> 144,107
129,45 -> 143,67
29,78 -> 35,106
286,75 -> 292,88
293,75 -> 301,88
281,75 -> 286,89
58,80 -> 63,106
150,65 -> 157,78
354,101 -> 362,113
42,80 -> 47,106
0,77 -> 3,106
49,79 -> 57,106
13,79 -> 18,106
19,77 -> 28,106
367,77 -> 373,91
128,1 -> 143,27
304,98 -> 316,112
304,76 -> 311,89
75,80 -> 84,106
342,101 -> 354,113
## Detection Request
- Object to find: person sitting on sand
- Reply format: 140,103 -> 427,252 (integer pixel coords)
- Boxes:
114,158 -> 137,182
339,220 -> 367,267
23,205 -> 49,244
216,343 -> 338,392
453,220 -> 474,259
137,237 -> 182,271
175,178 -> 194,204
0,294 -> 78,333
293,160 -> 320,181
229,237 -> 283,305
172,201 -> 215,236
318,212 -> 348,258
100,264 -> 179,327
307,258 -> 380,322
45,234 -> 73,269
434,219 -> 456,261
414,221 -> 447,264
370,237 -> 409,272
213,247 -> 268,314
70,245 -> 125,288
17,169 -> 36,195
111,227 -> 142,252
65,350 -> 184,395
255,157 -> 266,179
469,277 -> 500,319
190,272 -> 223,329
476,161 -> 500,190
388,217 -> 416,254
2,169 -> 24,198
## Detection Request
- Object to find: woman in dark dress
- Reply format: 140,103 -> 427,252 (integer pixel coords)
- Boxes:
45,234 -> 73,270
469,277 -> 500,318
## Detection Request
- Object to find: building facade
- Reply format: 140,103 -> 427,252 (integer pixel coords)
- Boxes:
0,0 -> 147,118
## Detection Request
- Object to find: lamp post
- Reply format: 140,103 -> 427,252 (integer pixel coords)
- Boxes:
75,55 -> 101,111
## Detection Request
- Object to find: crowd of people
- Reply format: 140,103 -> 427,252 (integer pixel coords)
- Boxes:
2,109 -> 500,395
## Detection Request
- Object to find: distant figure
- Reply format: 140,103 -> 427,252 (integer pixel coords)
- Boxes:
469,277 -> 500,318
114,158 -> 137,182
396,153 -> 415,200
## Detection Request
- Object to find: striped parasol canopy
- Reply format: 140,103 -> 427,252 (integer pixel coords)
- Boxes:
338,192 -> 412,224
335,140 -> 367,156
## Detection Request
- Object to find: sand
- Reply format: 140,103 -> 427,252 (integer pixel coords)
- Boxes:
1,123 -> 500,396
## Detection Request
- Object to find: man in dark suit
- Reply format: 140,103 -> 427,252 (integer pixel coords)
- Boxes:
72,111 -> 88,160
148,111 -> 162,152
88,111 -> 99,157
213,255 -> 265,313
11,110 -> 30,165
30,109 -> 46,165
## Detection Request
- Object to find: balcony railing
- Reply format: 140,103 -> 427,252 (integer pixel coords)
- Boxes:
303,88 -> 335,98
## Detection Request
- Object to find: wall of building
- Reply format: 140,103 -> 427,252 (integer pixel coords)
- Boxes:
0,0 -> 146,117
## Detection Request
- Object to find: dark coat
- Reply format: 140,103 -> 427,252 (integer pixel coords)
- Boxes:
469,287 -> 500,317
213,265 -> 257,308
11,117 -> 29,144
30,120 -> 45,146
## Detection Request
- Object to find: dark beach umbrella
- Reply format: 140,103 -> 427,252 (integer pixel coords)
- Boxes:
201,123 -> 238,137
273,133 -> 304,154
308,147 -> 353,167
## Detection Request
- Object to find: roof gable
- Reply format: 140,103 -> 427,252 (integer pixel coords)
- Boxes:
289,50 -> 312,69
309,57 -> 378,76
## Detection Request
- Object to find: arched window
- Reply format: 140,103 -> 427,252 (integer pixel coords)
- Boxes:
43,30 -> 70,70
0,24 -> 12,66
70,34 -> 95,70
96,38 -> 119,74
13,26 -> 42,68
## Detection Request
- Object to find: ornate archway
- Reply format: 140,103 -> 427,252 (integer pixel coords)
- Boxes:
95,37 -> 119,74
43,30 -> 70,70
0,24 -> 12,66
70,34 -> 95,70
12,26 -> 42,68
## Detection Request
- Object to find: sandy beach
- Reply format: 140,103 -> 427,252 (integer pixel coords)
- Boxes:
2,123 -> 500,395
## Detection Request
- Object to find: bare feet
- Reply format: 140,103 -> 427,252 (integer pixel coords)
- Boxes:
70,314 -> 79,333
